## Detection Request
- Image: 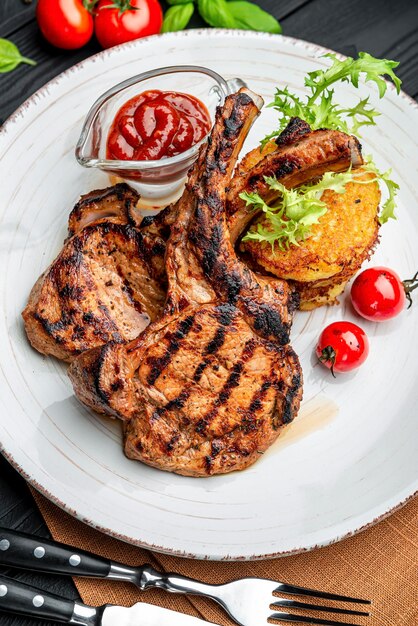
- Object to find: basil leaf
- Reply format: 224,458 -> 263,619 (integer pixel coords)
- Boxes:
227,1 -> 281,34
166,0 -> 194,5
162,3 -> 194,32
0,38 -> 36,73
197,0 -> 236,28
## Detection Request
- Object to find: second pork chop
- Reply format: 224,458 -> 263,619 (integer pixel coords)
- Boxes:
22,185 -> 166,361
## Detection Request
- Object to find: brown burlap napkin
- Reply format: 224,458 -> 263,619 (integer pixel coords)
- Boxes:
31,489 -> 418,626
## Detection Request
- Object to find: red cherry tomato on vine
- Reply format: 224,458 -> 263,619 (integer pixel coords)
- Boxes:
316,321 -> 369,376
36,0 -> 94,50
94,0 -> 163,50
351,266 -> 418,322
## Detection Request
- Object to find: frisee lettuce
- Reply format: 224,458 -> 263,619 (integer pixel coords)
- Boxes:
261,52 -> 401,146
363,156 -> 399,224
240,160 -> 398,250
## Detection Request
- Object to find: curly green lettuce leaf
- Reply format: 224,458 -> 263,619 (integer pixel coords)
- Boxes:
305,52 -> 401,100
240,170 -> 355,250
240,162 -> 398,251
361,157 -> 399,224
264,52 -> 401,144
240,190 -> 317,249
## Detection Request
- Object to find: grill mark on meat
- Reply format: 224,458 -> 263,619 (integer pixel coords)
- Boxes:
275,117 -> 311,147
249,380 -> 272,413
114,263 -> 144,314
196,338 -> 257,435
57,284 -> 84,300
265,155 -> 301,184
151,389 -> 191,424
165,433 -> 180,453
224,92 -> 253,137
242,297 -> 290,345
34,313 -> 69,341
204,326 -> 227,355
282,371 -> 302,424
140,215 -> 156,228
240,376 -> 275,434
192,359 -> 210,382
246,155 -> 301,192
88,341 -> 121,405
133,228 -> 165,280
190,221 -> 245,307
146,314 -> 195,385
204,303 -> 236,354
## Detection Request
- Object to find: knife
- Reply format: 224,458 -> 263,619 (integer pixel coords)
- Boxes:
0,574 -> 219,626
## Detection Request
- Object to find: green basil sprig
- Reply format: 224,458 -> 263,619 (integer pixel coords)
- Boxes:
227,1 -> 282,33
0,38 -> 36,74
163,0 -> 281,34
197,0 -> 236,28
162,3 -> 195,32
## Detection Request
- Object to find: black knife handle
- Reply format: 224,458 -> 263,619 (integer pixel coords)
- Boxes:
0,527 -> 111,578
0,574 -> 76,622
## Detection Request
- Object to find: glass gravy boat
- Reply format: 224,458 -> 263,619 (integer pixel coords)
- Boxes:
75,65 -> 245,208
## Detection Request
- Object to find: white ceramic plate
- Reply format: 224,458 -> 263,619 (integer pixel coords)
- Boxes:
0,30 -> 417,560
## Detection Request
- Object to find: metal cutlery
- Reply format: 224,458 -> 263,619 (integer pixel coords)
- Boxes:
0,527 -> 371,626
0,574 -> 219,626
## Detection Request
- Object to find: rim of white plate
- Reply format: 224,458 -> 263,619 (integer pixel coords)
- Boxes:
0,29 -> 417,560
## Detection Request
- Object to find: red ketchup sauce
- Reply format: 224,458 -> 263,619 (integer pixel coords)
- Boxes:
106,90 -> 212,161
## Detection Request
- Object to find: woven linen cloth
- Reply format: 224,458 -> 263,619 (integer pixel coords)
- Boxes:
31,489 -> 418,626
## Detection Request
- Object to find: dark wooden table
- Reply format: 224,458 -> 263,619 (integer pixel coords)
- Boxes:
0,0 -> 417,623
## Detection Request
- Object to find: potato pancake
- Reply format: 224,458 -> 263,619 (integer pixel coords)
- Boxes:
240,169 -> 381,309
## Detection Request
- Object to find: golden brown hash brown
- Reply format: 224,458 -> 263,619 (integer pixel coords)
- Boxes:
240,169 -> 381,309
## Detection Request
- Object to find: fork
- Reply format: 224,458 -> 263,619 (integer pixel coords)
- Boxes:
0,527 -> 370,626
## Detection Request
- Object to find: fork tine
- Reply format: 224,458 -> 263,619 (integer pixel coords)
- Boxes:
271,598 -> 369,616
274,583 -> 371,605
269,611 -> 363,626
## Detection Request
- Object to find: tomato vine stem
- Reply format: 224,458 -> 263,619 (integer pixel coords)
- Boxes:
403,270 -> 418,309
318,345 -> 337,378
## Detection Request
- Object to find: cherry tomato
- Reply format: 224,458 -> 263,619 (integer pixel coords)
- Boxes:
316,321 -> 369,376
351,266 -> 418,322
36,0 -> 94,50
94,0 -> 163,50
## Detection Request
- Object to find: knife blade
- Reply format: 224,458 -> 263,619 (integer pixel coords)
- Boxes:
0,574 -> 219,626
101,602 -> 219,626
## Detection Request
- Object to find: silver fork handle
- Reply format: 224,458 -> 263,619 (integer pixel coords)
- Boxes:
142,566 -> 219,597
109,563 -> 222,603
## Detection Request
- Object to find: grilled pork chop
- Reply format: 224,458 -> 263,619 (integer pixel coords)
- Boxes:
22,185 -> 166,361
68,90 -> 303,477
227,119 -> 363,242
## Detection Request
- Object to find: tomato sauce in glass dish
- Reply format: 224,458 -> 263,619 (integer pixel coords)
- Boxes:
106,89 -> 212,161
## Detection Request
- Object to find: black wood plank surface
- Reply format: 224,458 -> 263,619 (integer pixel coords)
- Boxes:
1,0 -> 418,124
0,0 -> 36,38
283,0 -> 418,97
0,0 -> 417,624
